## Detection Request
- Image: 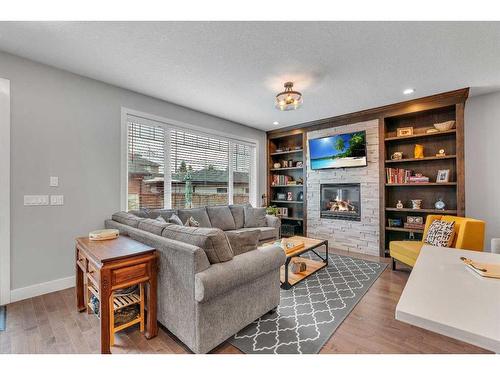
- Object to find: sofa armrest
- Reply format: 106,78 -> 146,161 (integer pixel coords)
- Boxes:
194,244 -> 285,303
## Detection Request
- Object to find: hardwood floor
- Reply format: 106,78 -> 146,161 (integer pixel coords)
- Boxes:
0,250 -> 491,354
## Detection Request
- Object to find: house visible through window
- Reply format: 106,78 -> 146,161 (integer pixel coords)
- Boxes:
126,114 -> 256,211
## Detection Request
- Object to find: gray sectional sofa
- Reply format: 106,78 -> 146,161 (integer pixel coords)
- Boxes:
105,204 -> 284,353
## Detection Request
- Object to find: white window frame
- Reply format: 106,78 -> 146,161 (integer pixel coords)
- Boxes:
121,107 -> 258,211
0,78 -> 11,305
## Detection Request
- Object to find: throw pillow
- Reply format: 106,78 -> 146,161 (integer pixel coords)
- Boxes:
244,206 -> 267,228
225,230 -> 260,256
424,220 -> 456,247
168,213 -> 184,226
185,216 -> 200,227
156,216 -> 167,223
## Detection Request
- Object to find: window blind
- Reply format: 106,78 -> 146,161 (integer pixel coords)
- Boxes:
232,143 -> 252,204
127,120 -> 165,210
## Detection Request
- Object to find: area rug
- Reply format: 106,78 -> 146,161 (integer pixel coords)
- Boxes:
229,253 -> 386,354
0,306 -> 5,331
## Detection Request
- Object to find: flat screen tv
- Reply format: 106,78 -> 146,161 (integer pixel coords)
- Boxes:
309,131 -> 367,170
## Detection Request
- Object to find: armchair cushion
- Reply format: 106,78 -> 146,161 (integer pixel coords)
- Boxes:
194,244 -> 286,303
389,241 -> 423,267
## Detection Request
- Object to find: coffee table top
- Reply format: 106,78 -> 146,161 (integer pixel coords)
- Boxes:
266,236 -> 327,258
396,245 -> 500,353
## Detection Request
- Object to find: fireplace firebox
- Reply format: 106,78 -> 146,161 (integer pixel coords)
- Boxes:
320,183 -> 361,221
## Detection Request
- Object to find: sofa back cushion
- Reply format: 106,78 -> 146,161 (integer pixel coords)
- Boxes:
206,205 -> 236,231
138,218 -> 172,236
177,207 -> 212,228
112,211 -> 143,228
229,204 -> 249,229
147,209 -> 178,221
244,206 -> 267,228
162,225 -> 233,264
225,229 -> 260,256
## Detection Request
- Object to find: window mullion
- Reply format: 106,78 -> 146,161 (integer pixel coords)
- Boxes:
228,141 -> 234,205
164,126 -> 172,209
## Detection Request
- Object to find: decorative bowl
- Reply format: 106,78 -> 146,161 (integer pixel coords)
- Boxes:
434,120 -> 455,132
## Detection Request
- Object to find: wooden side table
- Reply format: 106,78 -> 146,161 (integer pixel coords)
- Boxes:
75,236 -> 158,354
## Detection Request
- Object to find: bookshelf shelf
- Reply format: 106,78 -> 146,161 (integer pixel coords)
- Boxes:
271,185 -> 303,188
270,166 -> 303,171
385,226 -> 424,234
385,182 -> 457,187
270,149 -> 303,156
270,200 -> 304,204
384,129 -> 456,142
385,155 -> 456,164
385,207 -> 458,214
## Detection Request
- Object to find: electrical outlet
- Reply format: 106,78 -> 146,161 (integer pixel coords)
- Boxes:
24,195 -> 49,206
50,176 -> 59,187
50,195 -> 64,206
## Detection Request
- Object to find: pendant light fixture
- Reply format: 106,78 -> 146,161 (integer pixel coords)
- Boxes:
275,82 -> 303,111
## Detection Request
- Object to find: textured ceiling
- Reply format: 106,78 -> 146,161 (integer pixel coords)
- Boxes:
0,21 -> 499,130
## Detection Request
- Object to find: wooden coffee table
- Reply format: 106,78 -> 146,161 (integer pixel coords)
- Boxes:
268,236 -> 329,290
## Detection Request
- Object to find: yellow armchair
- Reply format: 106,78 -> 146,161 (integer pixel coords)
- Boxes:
389,215 -> 485,269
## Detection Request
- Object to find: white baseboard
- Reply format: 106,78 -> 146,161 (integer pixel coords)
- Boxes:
10,275 -> 75,303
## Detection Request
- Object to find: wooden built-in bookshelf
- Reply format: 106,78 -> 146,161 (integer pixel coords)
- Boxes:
381,99 -> 466,255
267,131 -> 307,237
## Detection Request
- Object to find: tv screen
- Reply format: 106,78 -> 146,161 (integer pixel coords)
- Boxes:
309,131 -> 367,170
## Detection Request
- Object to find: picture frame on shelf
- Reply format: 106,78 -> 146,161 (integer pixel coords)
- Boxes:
396,127 -> 414,137
287,192 -> 293,201
277,193 -> 286,201
436,169 -> 450,183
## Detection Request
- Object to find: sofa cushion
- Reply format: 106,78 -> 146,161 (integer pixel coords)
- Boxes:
177,207 -> 212,228
227,227 -> 276,241
244,206 -> 267,228
225,229 -> 260,256
128,209 -> 150,218
206,205 -> 236,231
138,218 -> 172,236
162,225 -> 233,264
389,241 -> 423,267
147,209 -> 178,221
228,204 -> 248,229
111,211 -> 143,228
168,213 -> 184,225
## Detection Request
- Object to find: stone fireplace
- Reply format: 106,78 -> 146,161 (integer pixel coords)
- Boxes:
320,183 -> 361,221
306,119 -> 380,256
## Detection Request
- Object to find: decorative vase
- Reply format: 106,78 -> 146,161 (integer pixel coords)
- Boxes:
396,200 -> 403,209
414,144 -> 424,159
411,199 -> 422,209
434,198 -> 446,210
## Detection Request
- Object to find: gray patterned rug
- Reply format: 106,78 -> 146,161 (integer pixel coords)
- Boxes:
229,253 -> 386,354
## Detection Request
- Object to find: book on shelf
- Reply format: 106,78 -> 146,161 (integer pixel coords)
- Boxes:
271,174 -> 297,186
404,223 -> 425,230
385,168 -> 429,184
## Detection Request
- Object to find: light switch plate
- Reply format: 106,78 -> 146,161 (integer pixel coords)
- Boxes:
24,195 -> 49,206
50,176 -> 59,187
50,195 -> 64,206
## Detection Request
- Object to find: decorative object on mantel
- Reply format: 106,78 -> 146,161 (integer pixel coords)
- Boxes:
411,199 -> 423,209
290,258 -> 307,274
436,169 -> 450,183
397,127 -> 413,137
436,149 -> 446,157
434,197 -> 446,210
434,120 -> 455,132
273,162 -> 281,169
89,229 -> 119,241
297,191 -> 304,201
414,144 -> 424,159
275,81 -> 303,111
396,200 -> 404,209
391,151 -> 403,160
287,192 -> 293,201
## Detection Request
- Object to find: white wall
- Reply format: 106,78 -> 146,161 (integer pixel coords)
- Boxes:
0,51 -> 266,295
465,90 -> 500,251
